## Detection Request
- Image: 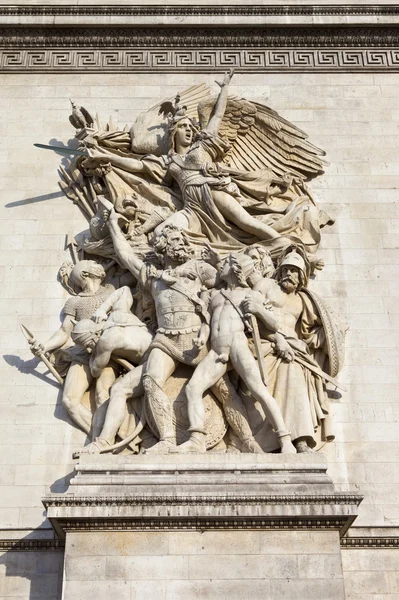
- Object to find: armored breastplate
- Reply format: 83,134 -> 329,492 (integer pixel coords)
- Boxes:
156,288 -> 202,334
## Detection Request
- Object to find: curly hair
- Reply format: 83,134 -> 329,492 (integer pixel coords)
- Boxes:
225,253 -> 255,287
152,224 -> 192,257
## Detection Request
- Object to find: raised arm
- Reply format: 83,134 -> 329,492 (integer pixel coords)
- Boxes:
206,68 -> 234,137
102,203 -> 144,280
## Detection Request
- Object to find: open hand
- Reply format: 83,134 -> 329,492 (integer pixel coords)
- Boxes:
215,68 -> 234,88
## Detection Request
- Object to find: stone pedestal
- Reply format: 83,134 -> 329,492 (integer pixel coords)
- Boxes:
44,455 -> 361,600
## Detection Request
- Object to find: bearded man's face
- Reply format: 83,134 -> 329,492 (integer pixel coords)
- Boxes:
165,231 -> 190,262
280,266 -> 300,292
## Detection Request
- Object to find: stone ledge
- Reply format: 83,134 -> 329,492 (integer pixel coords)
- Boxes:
42,454 -> 362,538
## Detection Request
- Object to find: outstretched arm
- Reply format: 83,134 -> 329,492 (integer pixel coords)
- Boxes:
83,149 -> 145,173
206,69 -> 234,137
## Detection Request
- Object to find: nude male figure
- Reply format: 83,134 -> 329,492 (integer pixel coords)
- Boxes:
179,253 -> 296,454
71,286 -> 153,453
102,200 -> 263,454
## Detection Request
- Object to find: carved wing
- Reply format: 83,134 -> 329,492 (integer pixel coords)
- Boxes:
130,83 -> 212,156
80,105 -> 94,128
198,95 -> 327,181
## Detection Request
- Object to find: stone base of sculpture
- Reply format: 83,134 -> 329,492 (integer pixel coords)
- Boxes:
44,455 -> 361,600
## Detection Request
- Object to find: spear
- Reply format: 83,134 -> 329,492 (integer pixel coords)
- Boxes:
66,232 -> 79,264
20,324 -> 64,386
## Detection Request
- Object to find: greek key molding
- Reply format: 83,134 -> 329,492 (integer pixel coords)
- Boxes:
1,48 -> 398,73
0,5 -> 398,17
341,537 -> 399,549
0,539 -> 65,552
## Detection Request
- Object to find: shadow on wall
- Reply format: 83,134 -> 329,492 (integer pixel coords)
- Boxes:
0,530 -> 64,599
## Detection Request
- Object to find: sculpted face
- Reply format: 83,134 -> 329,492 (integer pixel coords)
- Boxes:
280,265 -> 300,293
174,118 -> 194,149
165,229 -> 190,262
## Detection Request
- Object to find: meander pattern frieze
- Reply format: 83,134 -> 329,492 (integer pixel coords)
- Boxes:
1,48 -> 399,73
0,5 -> 398,17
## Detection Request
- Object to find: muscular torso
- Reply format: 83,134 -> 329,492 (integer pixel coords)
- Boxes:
254,279 -> 303,338
211,289 -> 248,340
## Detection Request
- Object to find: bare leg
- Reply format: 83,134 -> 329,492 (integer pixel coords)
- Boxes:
230,339 -> 296,454
213,190 -> 280,241
81,366 -> 145,454
143,348 -> 177,454
212,374 -> 263,454
62,362 -> 94,434
92,366 -> 116,440
175,350 -> 227,453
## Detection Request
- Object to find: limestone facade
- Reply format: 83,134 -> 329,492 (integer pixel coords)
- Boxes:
0,4 -> 398,599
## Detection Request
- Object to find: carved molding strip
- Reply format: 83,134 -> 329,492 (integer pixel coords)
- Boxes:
0,539 -> 65,552
42,493 -> 363,508
56,518 -> 348,532
1,48 -> 398,73
1,27 -> 398,48
341,537 -> 399,549
0,5 -> 398,17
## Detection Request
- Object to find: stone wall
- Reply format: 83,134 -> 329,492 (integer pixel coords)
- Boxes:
63,530 -> 344,600
0,71 -> 398,597
0,549 -> 63,599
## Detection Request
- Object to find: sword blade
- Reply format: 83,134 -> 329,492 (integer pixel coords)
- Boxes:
34,143 -> 88,157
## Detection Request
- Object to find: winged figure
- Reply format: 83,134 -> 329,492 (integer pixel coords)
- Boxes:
69,71 -> 331,271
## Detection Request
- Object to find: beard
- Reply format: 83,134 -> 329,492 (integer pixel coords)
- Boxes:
280,277 -> 297,292
166,245 -> 190,263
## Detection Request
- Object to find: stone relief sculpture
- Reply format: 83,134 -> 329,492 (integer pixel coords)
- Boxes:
24,70 -> 347,456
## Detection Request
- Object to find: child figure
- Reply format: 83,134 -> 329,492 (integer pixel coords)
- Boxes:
176,253 -> 296,454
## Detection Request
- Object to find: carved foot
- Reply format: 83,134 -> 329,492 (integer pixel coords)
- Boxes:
275,430 -> 297,454
242,437 -> 264,454
171,432 -> 206,454
143,438 -> 176,455
73,437 -> 112,459
295,440 -> 314,454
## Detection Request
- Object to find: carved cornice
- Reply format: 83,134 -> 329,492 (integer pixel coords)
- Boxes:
0,4 -> 398,73
42,493 -> 363,508
1,26 -> 397,49
0,539 -> 65,552
0,5 -> 398,17
56,517 -> 349,532
341,537 -> 399,549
